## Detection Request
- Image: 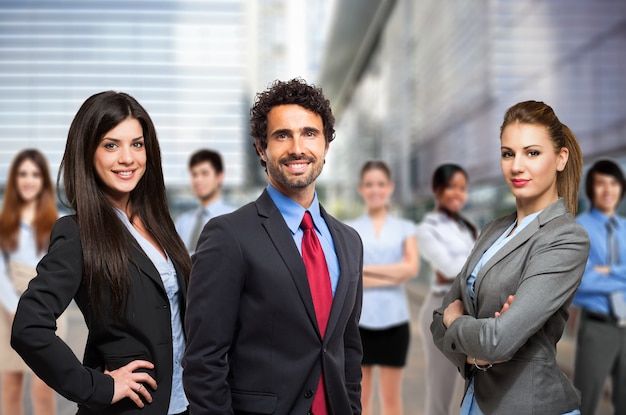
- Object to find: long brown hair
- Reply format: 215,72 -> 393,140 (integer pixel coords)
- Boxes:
500,100 -> 583,215
0,149 -> 57,254
58,91 -> 191,318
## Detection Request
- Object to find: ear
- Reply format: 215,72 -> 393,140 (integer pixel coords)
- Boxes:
557,146 -> 569,172
255,140 -> 266,161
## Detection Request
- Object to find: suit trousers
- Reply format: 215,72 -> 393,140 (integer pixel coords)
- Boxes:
418,291 -> 464,415
573,310 -> 626,415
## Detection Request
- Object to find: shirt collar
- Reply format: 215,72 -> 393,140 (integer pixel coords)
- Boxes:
266,184 -> 323,235
200,198 -> 224,215
590,208 -> 620,228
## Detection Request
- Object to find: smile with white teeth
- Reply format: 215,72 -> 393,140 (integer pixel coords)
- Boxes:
115,170 -> 134,177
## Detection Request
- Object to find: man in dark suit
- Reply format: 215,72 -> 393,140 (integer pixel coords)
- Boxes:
183,78 -> 363,415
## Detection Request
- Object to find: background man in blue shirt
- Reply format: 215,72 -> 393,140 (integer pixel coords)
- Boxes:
175,149 -> 235,253
573,159 -> 626,415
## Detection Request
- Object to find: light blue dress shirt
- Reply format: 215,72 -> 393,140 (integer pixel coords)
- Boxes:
175,198 -> 235,253
345,214 -> 416,329
572,208 -> 626,314
116,209 -> 188,414
460,210 -> 579,415
265,184 -> 340,295
0,221 -> 45,313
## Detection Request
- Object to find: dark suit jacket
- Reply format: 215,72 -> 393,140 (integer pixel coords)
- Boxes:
183,190 -> 363,415
11,215 -> 188,414
431,199 -> 589,414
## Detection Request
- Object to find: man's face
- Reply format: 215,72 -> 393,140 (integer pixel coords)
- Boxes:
190,161 -> 223,203
257,104 -> 329,201
592,172 -> 622,215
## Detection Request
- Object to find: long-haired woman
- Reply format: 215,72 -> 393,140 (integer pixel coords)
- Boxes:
0,149 -> 60,415
11,91 -> 192,415
431,100 -> 588,414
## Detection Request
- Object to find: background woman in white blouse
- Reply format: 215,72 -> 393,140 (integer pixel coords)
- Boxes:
345,160 -> 419,415
0,149 -> 60,415
416,163 -> 477,415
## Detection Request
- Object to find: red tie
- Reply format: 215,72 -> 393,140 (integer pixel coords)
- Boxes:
300,211 -> 332,415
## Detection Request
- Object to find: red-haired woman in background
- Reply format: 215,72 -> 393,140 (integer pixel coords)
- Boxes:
0,149 -> 61,415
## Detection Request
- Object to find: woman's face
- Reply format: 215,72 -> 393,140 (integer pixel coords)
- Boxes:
93,117 -> 146,209
16,159 -> 44,203
358,168 -> 393,211
436,171 -> 468,214
500,123 -> 568,213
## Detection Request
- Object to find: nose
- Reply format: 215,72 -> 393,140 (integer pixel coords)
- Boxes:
118,145 -> 134,164
289,135 -> 305,155
511,154 -> 524,173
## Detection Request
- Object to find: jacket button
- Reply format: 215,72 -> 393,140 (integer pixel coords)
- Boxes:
451,342 -> 456,350
304,390 -> 314,399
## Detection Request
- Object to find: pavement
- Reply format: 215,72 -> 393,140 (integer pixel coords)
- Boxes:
4,281 -> 613,415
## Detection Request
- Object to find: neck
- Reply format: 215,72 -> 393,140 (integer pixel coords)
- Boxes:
20,200 -> 38,226
200,191 -> 221,208
367,206 -> 387,219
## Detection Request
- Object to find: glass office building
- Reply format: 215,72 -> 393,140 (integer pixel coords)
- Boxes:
0,0 -> 249,210
319,0 -> 626,222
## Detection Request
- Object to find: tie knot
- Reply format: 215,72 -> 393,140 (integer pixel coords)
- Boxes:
607,217 -> 618,232
300,211 -> 314,231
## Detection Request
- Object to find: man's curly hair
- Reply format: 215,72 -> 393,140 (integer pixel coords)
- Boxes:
250,78 -> 335,165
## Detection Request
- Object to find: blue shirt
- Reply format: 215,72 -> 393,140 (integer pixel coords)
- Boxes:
345,213 -> 416,329
116,209 -> 188,414
572,208 -> 626,314
266,184 -> 340,295
175,198 -> 235,253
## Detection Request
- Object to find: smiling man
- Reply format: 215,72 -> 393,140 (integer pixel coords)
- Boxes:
183,78 -> 364,415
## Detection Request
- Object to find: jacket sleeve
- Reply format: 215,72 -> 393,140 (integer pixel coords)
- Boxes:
430,267 -> 472,378
183,215 -> 241,414
11,216 -> 114,410
344,232 -> 363,414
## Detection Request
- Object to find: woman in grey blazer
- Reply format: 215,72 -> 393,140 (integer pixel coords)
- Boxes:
431,101 -> 590,415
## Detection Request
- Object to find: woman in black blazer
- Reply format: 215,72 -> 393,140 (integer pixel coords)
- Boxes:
11,91 -> 191,415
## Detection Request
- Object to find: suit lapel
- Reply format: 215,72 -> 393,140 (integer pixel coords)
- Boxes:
256,191 -> 321,336
321,208 -> 350,343
129,240 -> 166,292
472,199 -> 569,302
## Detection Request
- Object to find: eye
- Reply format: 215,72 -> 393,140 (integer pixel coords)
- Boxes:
132,141 -> 145,148
104,142 -> 117,150
501,151 -> 514,159
527,150 -> 540,157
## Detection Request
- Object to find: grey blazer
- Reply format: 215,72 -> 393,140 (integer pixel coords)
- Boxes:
431,199 -> 589,415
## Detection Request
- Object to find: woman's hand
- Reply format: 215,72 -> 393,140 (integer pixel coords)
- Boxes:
443,299 -> 465,328
105,360 -> 157,408
495,295 -> 515,317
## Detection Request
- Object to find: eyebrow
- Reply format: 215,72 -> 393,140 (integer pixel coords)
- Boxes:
501,144 -> 543,150
270,127 -> 321,137
101,135 -> 144,142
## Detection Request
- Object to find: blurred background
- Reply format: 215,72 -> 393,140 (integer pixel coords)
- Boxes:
2,0 -> 625,223
0,0 -> 625,413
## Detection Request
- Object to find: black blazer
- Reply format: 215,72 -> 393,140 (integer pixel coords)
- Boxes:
11,215 -> 188,414
183,190 -> 363,414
